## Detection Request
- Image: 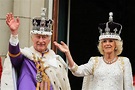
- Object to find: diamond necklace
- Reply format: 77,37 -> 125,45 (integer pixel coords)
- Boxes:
103,57 -> 117,64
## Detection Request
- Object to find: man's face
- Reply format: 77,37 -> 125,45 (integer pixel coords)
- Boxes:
31,34 -> 51,53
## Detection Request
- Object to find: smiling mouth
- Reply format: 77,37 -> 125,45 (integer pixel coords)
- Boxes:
104,47 -> 113,50
38,44 -> 45,46
105,46 -> 112,48
106,47 -> 111,48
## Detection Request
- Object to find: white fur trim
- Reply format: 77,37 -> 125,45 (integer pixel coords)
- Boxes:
30,30 -> 52,35
1,55 -> 17,90
99,35 -> 121,40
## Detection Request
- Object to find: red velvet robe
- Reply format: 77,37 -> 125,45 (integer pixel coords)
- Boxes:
133,75 -> 135,86
0,57 -> 2,80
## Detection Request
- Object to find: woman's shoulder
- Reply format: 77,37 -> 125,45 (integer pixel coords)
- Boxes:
118,56 -> 129,60
88,56 -> 102,63
118,56 -> 131,64
89,56 -> 102,60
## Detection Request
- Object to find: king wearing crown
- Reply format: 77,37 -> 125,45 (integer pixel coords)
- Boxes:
1,8 -> 71,90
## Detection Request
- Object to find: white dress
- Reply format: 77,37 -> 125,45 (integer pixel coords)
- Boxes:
70,56 -> 133,90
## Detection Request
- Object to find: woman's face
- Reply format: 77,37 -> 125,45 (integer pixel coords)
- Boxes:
101,39 -> 116,54
31,34 -> 51,53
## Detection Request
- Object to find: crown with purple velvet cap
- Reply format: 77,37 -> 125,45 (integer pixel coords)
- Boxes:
30,8 -> 53,36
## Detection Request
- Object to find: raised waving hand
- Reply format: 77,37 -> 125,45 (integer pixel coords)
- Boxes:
53,41 -> 70,53
53,41 -> 74,67
6,13 -> 20,35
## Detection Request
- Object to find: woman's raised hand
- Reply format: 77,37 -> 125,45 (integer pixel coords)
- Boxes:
54,41 -> 74,67
53,41 -> 69,54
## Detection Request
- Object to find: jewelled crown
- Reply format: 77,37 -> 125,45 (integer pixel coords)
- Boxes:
98,12 -> 122,40
30,8 -> 53,35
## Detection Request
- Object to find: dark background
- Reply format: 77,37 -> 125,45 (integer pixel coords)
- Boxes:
58,0 -> 135,90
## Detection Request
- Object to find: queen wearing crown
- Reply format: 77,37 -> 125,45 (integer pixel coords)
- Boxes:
54,12 -> 134,90
1,8 -> 71,90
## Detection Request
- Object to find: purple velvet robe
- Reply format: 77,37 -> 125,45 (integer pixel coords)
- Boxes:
9,43 -> 53,90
